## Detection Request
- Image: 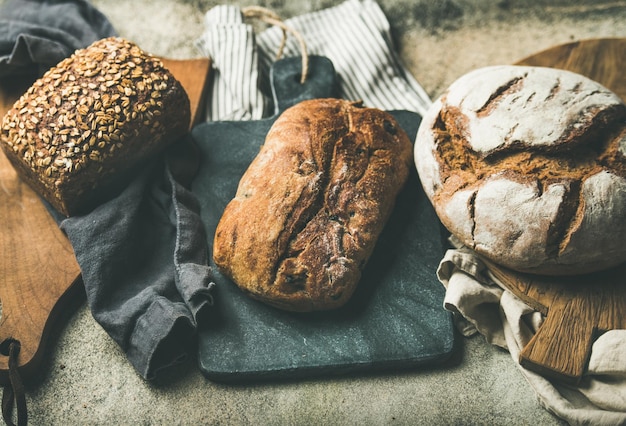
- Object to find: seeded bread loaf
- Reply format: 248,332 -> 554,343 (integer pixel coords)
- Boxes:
0,37 -> 190,216
213,99 -> 413,312
415,65 -> 626,275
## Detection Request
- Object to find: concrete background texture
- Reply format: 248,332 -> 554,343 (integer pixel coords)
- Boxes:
1,0 -> 626,424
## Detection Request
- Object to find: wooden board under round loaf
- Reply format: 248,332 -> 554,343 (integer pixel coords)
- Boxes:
213,98 -> 414,312
414,65 -> 626,275
0,37 -> 190,216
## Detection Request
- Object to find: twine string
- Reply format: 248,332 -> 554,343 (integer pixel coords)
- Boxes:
242,6 -> 309,84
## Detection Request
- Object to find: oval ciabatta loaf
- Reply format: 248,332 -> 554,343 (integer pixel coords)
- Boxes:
415,65 -> 626,275
0,37 -> 190,216
213,99 -> 413,312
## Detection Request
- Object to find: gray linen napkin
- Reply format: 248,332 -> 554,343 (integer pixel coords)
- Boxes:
57,154 -> 214,380
0,0 -> 116,78
0,0 -> 214,380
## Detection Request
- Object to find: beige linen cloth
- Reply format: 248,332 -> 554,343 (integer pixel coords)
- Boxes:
195,0 -> 626,424
438,238 -> 626,425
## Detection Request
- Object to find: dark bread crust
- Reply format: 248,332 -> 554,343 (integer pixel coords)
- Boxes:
0,37 -> 190,216
213,99 -> 413,312
415,65 -> 626,275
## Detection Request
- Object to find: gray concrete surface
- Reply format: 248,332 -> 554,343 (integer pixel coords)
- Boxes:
5,0 -> 626,424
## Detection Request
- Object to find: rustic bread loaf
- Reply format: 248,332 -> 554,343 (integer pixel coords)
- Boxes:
213,99 -> 413,312
0,37 -> 190,216
415,65 -> 626,275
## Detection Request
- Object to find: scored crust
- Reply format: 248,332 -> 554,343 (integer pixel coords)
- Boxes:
415,65 -> 626,275
213,99 -> 413,311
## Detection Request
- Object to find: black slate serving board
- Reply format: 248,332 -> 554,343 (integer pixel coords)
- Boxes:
191,56 -> 455,382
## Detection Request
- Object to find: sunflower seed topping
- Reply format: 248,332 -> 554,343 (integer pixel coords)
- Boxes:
0,37 -> 189,215
0,37 -> 177,178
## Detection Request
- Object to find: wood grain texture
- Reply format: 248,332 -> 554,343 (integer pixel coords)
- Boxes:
486,38 -> 626,384
488,262 -> 626,383
161,58 -> 211,127
517,37 -> 626,100
0,56 -> 210,384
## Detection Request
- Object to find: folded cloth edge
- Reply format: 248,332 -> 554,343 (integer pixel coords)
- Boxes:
438,245 -> 626,425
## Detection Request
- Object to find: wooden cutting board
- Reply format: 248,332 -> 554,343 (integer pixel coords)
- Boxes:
485,38 -> 626,384
0,57 -> 211,384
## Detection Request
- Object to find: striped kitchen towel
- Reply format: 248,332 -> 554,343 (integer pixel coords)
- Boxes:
195,0 -> 432,122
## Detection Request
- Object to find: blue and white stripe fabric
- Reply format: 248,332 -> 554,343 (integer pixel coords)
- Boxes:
195,0 -> 432,122
195,5 -> 269,121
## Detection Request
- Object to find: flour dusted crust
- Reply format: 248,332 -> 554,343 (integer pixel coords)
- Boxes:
213,99 -> 413,311
0,37 -> 190,216
415,65 -> 626,275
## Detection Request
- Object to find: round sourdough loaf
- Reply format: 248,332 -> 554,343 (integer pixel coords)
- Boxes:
415,65 -> 626,275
